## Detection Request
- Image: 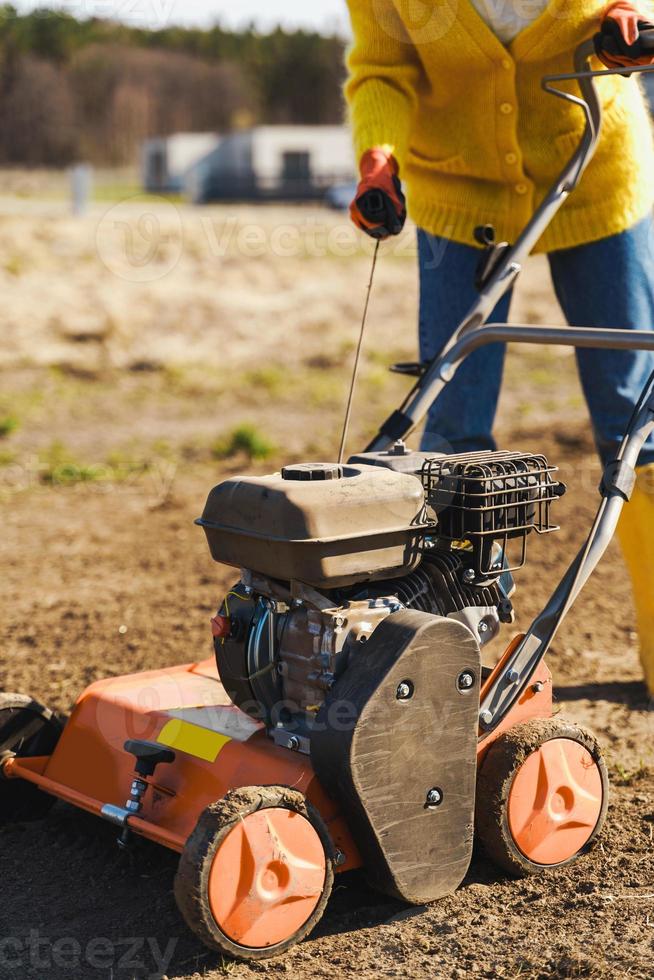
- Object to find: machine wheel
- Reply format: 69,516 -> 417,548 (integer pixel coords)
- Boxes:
174,785 -> 334,961
475,718 -> 609,878
0,693 -> 63,825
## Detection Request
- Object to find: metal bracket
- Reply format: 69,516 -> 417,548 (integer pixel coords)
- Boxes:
600,459 -> 637,501
100,803 -> 131,828
271,727 -> 311,755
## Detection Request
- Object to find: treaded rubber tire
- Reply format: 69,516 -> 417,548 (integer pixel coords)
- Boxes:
475,718 -> 609,878
174,785 -> 335,961
0,693 -> 63,825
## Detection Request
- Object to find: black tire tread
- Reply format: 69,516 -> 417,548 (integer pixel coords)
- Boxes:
0,693 -> 63,826
174,785 -> 334,962
475,718 -> 609,878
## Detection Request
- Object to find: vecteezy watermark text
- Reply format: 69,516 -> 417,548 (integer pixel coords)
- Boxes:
36,1 -> 177,30
0,931 -> 177,977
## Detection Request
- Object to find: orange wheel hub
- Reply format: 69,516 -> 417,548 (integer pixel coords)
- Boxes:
508,737 -> 604,866
207,808 -> 327,949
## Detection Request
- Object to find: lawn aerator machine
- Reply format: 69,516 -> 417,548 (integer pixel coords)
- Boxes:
4,40 -> 654,962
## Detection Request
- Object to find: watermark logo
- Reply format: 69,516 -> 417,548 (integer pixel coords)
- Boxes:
96,195 -> 183,283
46,1 -> 177,30
374,0 -> 457,45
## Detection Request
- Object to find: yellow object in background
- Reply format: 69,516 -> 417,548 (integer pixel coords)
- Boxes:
617,463 -> 654,696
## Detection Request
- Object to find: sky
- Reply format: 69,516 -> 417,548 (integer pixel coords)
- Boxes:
11,1 -> 351,34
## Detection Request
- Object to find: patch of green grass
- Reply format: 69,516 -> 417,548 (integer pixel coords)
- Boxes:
4,254 -> 24,277
511,952 -> 608,979
40,441 -> 110,486
305,372 -> 343,409
92,183 -> 184,205
243,365 -> 286,396
366,346 -> 410,369
527,367 -> 556,387
39,441 -> 153,487
363,366 -> 390,390
212,424 -> 275,462
612,761 -> 651,786
0,387 -> 43,419
0,415 -> 19,438
159,363 -> 228,399
104,448 -> 152,479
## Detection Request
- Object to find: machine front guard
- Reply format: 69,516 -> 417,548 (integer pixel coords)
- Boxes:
363,41 -> 654,735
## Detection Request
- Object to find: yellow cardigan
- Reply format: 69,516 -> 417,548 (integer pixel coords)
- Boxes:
345,0 -> 654,251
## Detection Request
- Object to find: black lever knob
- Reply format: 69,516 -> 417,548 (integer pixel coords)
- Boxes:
474,224 -> 496,247
124,739 -> 175,777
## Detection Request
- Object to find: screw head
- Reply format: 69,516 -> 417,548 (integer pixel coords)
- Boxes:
457,671 -> 475,691
426,787 -> 444,808
396,681 -> 414,701
478,620 -> 490,635
532,681 -> 544,694
333,850 -> 346,867
506,668 -> 520,684
462,568 -> 476,584
480,709 -> 493,726
286,736 -> 300,751
335,616 -> 345,628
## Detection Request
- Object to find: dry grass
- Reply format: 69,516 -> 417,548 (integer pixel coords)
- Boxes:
0,184 -> 583,480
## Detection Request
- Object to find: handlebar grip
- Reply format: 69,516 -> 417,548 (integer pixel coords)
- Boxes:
595,22 -> 654,58
598,34 -> 619,56
639,28 -> 654,52
357,189 -> 388,224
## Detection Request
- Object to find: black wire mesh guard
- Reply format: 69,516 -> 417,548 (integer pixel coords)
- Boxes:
421,451 -> 566,578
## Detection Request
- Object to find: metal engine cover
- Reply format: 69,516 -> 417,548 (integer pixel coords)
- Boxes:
311,609 -> 481,904
197,463 -> 429,588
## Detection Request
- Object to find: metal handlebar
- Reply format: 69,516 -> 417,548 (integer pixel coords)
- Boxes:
360,40 -> 654,735
366,40 -> 654,453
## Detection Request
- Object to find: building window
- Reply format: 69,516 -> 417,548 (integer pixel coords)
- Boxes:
282,151 -> 312,185
151,148 -> 167,187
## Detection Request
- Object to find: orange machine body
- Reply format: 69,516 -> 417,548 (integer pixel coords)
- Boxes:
4,640 -> 553,867
477,636 -> 554,760
4,658 -> 359,867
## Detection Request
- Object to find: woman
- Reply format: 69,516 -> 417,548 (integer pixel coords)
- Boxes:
346,1 -> 654,695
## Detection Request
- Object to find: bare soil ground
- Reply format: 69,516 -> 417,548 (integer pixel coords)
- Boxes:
0,199 -> 652,979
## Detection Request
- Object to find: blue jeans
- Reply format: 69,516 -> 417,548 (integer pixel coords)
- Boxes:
418,216 -> 654,466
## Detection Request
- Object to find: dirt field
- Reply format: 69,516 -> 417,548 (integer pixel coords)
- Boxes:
1,198 -> 653,979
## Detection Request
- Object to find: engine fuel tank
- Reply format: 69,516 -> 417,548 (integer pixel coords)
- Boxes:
197,462 -> 430,588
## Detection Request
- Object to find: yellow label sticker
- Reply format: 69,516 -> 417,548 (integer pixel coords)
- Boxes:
158,719 -> 231,763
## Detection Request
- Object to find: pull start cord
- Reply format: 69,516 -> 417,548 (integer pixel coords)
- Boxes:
338,240 -> 381,464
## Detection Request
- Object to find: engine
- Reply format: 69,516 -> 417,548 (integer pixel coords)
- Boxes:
197,444 -> 565,749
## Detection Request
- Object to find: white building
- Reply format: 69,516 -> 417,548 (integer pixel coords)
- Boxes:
185,125 -> 356,203
142,133 -> 222,193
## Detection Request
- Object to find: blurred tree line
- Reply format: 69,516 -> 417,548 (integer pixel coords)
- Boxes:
0,6 -> 347,166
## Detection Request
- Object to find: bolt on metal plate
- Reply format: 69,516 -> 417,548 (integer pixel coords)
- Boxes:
396,681 -> 414,701
457,671 -> 476,691
425,787 -> 444,809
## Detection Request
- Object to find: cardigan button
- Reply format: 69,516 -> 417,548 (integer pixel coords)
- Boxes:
501,58 -> 513,70
500,102 -> 514,115
505,152 -> 518,165
515,183 -> 529,195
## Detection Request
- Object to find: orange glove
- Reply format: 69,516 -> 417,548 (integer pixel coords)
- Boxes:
595,1 -> 654,69
350,147 -> 407,240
